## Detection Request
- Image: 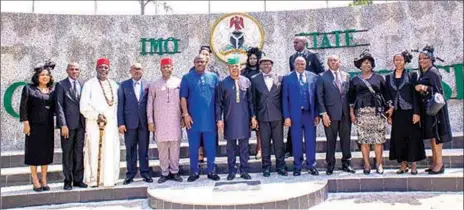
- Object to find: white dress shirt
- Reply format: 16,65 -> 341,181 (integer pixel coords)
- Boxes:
68,77 -> 80,97
133,79 -> 142,101
296,71 -> 307,83
263,73 -> 273,91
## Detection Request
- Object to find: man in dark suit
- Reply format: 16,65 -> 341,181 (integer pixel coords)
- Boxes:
55,62 -> 88,190
250,57 -> 287,177
117,63 -> 153,184
282,57 -> 321,176
286,37 -> 325,157
316,55 -> 355,175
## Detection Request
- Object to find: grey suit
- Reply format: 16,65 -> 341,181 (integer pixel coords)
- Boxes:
55,78 -> 85,184
316,70 -> 352,167
250,72 -> 286,171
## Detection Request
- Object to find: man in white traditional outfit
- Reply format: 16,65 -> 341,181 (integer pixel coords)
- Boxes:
80,58 -> 120,187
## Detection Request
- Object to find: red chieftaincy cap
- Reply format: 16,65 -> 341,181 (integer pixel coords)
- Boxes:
160,57 -> 173,66
96,58 -> 110,67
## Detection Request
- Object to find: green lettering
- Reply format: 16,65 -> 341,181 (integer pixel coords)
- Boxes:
344,29 -> 356,46
309,32 -> 319,49
149,38 -> 164,55
164,37 -> 180,54
140,38 -> 149,56
333,30 -> 342,48
4,81 -> 27,119
453,64 -> 463,99
320,33 -> 332,49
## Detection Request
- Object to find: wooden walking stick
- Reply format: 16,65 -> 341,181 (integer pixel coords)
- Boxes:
96,118 -> 107,187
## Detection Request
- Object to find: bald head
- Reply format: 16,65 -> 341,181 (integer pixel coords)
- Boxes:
66,62 -> 80,80
293,37 -> 307,52
130,62 -> 143,80
194,54 -> 207,73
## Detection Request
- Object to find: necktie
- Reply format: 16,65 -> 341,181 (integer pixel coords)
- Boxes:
235,79 -> 240,103
73,80 -> 79,99
335,71 -> 342,93
299,72 -> 304,86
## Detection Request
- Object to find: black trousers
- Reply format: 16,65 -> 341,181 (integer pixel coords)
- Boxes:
286,129 -> 292,155
125,126 -> 150,179
227,138 -> 249,174
61,127 -> 85,184
259,120 -> 285,171
324,115 -> 352,166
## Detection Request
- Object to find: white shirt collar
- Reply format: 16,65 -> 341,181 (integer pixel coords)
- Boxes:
132,78 -> 141,85
68,77 -> 77,84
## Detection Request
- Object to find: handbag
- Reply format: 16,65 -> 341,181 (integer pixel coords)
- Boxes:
426,89 -> 445,116
358,75 -> 387,116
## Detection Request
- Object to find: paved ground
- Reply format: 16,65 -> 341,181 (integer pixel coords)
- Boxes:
7,192 -> 463,210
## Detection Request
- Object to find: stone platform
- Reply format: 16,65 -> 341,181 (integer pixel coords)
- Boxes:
1,169 -> 463,209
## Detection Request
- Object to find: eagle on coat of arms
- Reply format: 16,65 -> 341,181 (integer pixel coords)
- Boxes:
230,15 -> 244,32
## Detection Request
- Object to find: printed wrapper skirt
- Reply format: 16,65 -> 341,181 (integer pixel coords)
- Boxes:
355,107 -> 386,145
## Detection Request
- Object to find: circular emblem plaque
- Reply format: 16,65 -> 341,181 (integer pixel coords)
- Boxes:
210,13 -> 265,64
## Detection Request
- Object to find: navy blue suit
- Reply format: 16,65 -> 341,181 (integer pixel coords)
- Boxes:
117,78 -> 150,179
282,71 -> 320,171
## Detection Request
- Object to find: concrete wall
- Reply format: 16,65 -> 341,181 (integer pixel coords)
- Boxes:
1,1 -> 463,151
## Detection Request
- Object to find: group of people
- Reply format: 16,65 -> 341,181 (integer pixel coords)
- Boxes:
19,36 -> 452,192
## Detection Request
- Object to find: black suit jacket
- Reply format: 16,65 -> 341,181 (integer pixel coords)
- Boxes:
55,78 -> 85,129
289,49 -> 324,74
316,70 -> 351,121
385,71 -> 420,114
250,72 -> 283,122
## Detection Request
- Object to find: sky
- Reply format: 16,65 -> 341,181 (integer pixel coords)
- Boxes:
0,0 -> 392,15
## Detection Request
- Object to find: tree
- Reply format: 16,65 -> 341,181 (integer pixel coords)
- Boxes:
139,0 -> 173,15
349,0 -> 373,6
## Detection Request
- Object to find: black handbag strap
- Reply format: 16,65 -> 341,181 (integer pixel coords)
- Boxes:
358,75 -> 376,95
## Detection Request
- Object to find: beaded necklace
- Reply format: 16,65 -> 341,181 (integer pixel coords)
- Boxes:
98,79 -> 114,106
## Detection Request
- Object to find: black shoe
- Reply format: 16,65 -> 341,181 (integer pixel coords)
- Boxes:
187,174 -> 200,182
411,170 -> 418,175
64,182 -> 72,190
342,165 -> 356,174
158,176 -> 169,184
33,185 -> 43,192
263,170 -> 271,177
363,167 -> 371,175
42,185 -> 50,191
309,168 -> 319,176
143,177 -> 154,183
326,164 -> 334,175
396,168 -> 409,174
73,182 -> 88,188
227,173 -> 236,181
425,168 -> 433,172
293,170 -> 301,176
123,178 -> 134,185
240,173 -> 251,180
171,174 -> 183,182
277,169 -> 288,176
207,173 -> 220,181
376,165 -> 384,174
428,164 -> 445,174
285,152 -> 291,158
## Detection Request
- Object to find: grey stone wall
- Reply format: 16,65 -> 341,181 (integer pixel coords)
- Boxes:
1,1 -> 463,151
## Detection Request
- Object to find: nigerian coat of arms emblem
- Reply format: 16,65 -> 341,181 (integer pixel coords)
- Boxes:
210,13 -> 265,64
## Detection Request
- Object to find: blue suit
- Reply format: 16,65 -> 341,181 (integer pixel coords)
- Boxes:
117,78 -> 150,179
282,71 -> 320,171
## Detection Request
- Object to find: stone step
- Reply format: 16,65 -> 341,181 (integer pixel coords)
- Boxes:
1,169 -> 463,209
1,149 -> 462,188
1,133 -> 462,169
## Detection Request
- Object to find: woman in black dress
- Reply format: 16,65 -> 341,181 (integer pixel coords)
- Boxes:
385,50 -> 426,175
241,47 -> 263,159
415,45 -> 452,174
20,60 -> 56,191
349,50 -> 393,175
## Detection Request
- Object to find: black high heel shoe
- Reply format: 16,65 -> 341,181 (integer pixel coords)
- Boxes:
428,164 -> 445,174
32,180 -> 43,192
363,166 -> 371,175
39,180 -> 50,191
376,165 -> 384,174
